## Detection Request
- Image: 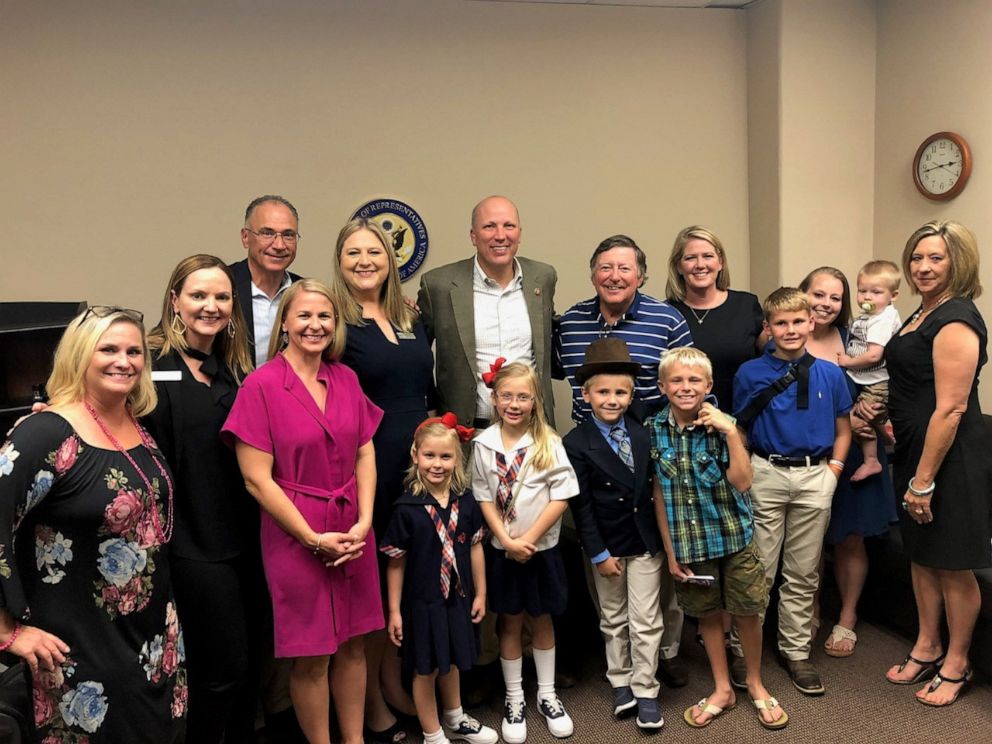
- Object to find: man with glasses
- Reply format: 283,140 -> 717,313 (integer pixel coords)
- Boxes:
230,195 -> 304,368
418,195 -> 557,430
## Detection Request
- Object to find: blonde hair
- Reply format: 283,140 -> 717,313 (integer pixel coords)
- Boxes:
330,219 -> 416,333
858,259 -> 902,293
665,226 -> 731,302
403,422 -> 470,497
266,279 -> 347,362
147,254 -> 253,380
490,362 -> 558,471
902,220 -> 983,299
47,310 -> 157,417
762,287 -> 811,321
658,347 -> 713,383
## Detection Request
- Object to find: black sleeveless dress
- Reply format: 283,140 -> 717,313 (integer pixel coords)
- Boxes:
886,297 -> 992,569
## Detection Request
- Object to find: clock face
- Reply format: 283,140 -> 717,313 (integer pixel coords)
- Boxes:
917,138 -> 964,196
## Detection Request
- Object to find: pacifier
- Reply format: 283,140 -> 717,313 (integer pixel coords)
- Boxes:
860,300 -> 875,313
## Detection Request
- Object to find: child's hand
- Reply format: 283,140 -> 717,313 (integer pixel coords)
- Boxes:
668,556 -> 692,582
837,352 -> 854,368
470,594 -> 486,623
596,557 -> 622,577
504,537 -> 537,563
695,402 -> 734,435
387,611 -> 403,647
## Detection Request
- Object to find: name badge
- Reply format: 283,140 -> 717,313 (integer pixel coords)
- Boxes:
152,370 -> 182,382
396,331 -> 416,340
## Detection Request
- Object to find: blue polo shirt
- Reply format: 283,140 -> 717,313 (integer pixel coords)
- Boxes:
557,292 -> 692,423
732,349 -> 852,457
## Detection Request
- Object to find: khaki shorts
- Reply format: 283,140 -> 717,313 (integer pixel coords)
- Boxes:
674,541 -> 768,618
856,380 -> 888,412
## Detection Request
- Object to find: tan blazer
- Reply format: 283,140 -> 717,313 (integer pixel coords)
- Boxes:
417,256 -> 557,427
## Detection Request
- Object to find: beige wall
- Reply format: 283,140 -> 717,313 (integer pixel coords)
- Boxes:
0,0 -> 749,330
746,0 -> 876,298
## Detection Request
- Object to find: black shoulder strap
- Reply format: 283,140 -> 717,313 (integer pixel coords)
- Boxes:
737,353 -> 815,429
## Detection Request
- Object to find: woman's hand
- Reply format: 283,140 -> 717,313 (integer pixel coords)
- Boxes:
8,624 -> 70,672
902,489 -> 934,525
387,610 -> 403,647
316,531 -> 366,566
344,521 -> 370,544
503,537 -> 537,564
470,593 -> 486,623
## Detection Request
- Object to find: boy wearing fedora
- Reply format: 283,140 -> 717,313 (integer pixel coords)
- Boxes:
562,338 -> 666,731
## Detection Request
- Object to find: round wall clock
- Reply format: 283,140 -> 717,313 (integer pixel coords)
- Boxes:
913,131 -> 972,201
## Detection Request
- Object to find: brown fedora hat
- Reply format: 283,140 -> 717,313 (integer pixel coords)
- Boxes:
574,337 -> 642,385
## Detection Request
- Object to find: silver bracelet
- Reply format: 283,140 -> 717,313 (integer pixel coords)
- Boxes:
829,459 -> 844,468
908,476 -> 935,496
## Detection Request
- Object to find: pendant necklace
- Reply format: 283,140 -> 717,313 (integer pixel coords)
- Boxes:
85,401 -> 175,543
908,295 -> 950,326
687,306 -> 713,325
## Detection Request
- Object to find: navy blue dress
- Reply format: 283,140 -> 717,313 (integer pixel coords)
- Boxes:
380,490 -> 485,676
340,320 -> 436,546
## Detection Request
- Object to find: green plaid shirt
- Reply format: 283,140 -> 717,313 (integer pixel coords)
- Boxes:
646,405 -> 753,564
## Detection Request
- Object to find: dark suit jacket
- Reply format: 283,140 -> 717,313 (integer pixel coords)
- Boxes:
417,256 -> 557,426
563,414 -> 662,559
229,259 -> 302,363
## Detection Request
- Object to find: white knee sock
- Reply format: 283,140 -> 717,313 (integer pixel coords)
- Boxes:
533,646 -> 557,702
501,656 -> 524,703
423,727 -> 449,744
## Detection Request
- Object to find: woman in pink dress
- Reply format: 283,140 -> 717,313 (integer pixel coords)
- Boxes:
222,279 -> 384,744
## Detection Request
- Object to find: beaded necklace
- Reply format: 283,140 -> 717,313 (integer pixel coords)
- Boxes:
84,401 -> 175,543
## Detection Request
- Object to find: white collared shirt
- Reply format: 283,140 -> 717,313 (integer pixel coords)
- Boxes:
471,425 -> 578,551
251,272 -> 293,368
472,257 -> 534,419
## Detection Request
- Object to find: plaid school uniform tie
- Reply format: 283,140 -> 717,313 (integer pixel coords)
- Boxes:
609,425 -> 635,472
495,448 -> 528,523
425,499 -> 461,598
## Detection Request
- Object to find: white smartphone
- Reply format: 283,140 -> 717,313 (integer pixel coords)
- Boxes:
685,574 -> 716,585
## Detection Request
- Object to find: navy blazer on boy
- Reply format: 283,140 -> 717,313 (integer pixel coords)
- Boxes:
563,414 -> 662,560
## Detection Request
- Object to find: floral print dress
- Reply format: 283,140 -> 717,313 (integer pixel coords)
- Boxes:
0,412 -> 184,744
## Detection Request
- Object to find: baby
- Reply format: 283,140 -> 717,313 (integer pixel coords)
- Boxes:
837,260 -> 902,482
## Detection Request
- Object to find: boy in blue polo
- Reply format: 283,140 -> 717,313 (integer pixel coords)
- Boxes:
730,287 -> 852,696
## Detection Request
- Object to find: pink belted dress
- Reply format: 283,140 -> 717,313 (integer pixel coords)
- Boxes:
222,354 -> 385,657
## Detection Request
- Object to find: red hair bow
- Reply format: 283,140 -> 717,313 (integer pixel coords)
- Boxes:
417,412 -> 476,443
481,357 -> 507,388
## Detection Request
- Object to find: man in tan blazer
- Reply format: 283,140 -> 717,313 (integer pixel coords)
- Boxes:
418,195 -> 557,427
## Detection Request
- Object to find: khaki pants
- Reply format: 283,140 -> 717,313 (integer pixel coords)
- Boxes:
731,455 -> 836,661
591,553 -> 664,697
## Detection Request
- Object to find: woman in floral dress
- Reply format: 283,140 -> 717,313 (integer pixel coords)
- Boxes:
0,306 -> 184,743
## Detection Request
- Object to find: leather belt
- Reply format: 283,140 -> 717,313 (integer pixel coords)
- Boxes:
752,450 -> 827,467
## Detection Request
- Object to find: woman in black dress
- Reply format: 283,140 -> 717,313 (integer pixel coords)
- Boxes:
330,218 -> 436,743
665,225 -> 766,410
0,306 -> 183,743
144,255 -> 263,742
880,221 -> 991,706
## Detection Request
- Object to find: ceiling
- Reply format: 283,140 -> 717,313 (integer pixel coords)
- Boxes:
464,0 -> 755,7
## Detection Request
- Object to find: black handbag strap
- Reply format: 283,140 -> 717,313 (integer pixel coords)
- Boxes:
737,353 -> 815,429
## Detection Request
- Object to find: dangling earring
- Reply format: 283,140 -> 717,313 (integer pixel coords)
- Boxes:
280,330 -> 289,346
227,321 -> 236,339
171,314 -> 188,335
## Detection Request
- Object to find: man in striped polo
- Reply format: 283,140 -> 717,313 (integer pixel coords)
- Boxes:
555,233 -> 693,689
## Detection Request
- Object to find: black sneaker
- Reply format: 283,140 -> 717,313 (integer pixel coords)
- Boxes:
612,686 -> 637,717
784,658 -> 825,695
635,697 -> 664,730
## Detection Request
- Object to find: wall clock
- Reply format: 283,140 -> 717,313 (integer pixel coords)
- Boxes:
913,131 -> 972,201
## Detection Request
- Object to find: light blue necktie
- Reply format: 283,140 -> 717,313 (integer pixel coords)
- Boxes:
609,425 -> 635,472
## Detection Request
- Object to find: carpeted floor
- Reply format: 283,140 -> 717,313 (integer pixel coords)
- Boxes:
418,619 -> 991,744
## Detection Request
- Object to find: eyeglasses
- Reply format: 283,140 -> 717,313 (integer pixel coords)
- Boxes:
245,228 -> 301,245
80,305 -> 144,324
495,392 -> 534,404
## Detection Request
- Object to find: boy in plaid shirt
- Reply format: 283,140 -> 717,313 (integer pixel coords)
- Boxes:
647,347 -> 788,730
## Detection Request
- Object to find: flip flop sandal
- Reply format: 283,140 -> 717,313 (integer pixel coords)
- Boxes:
752,697 -> 788,730
887,652 -> 946,685
682,697 -> 736,728
917,669 -> 974,707
824,624 -> 858,658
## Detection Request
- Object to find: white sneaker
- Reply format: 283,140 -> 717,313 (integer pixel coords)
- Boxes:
443,714 -> 498,744
501,699 -> 527,744
538,694 -> 574,738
